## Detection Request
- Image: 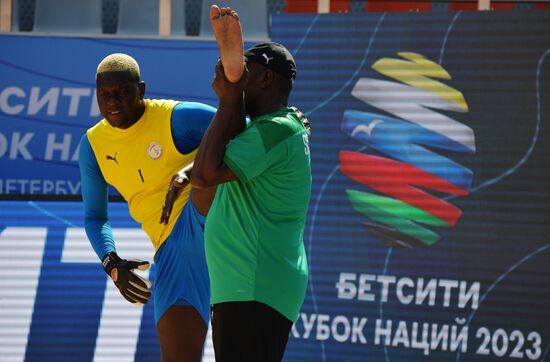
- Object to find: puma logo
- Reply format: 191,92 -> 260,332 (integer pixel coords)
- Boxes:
106,152 -> 119,164
351,119 -> 384,137
262,53 -> 274,64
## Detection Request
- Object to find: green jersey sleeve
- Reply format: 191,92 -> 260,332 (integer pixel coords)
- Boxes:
224,124 -> 281,183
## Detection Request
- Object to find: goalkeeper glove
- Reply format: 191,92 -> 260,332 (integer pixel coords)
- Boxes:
102,252 -> 152,305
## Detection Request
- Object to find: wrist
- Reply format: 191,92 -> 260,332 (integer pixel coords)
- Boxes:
101,252 -> 120,277
218,94 -> 243,107
175,173 -> 186,184
174,171 -> 189,187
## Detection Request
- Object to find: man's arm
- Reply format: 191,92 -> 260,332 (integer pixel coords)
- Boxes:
160,159 -> 216,223
79,134 -> 115,260
79,135 -> 151,305
190,63 -> 246,188
170,102 -> 216,155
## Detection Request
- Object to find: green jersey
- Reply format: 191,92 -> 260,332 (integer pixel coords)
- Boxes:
204,108 -> 311,322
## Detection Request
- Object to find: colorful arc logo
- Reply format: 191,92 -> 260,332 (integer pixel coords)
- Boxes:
341,52 -> 475,248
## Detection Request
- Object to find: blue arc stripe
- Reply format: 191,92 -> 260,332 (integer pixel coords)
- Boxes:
342,110 -> 474,191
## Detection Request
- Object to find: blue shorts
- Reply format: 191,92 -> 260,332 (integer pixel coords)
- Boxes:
153,199 -> 210,326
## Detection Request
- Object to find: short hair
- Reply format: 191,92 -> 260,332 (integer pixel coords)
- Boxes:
96,53 -> 140,79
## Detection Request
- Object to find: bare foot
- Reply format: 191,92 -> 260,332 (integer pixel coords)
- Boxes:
210,5 -> 244,83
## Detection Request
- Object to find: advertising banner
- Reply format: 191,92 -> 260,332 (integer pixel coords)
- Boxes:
276,10 -> 550,362
1,10 -> 550,362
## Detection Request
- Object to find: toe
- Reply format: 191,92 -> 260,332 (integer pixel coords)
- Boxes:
209,4 -> 221,21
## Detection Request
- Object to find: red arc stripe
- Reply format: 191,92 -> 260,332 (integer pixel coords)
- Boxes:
340,151 -> 467,226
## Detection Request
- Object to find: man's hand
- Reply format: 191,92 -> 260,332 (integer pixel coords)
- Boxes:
212,62 -> 248,102
160,168 -> 191,225
102,252 -> 152,305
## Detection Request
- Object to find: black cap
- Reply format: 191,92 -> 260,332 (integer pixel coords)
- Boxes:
244,42 -> 296,80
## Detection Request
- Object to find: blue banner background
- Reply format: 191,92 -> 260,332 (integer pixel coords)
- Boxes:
0,35 -> 254,196
1,10 -> 550,362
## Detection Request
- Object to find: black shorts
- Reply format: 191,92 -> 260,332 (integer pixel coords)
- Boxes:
211,301 -> 293,362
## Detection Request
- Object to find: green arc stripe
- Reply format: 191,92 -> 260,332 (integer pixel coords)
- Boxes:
347,189 -> 449,227
347,189 -> 444,246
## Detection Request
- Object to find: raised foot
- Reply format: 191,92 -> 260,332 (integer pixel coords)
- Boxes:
210,5 -> 245,83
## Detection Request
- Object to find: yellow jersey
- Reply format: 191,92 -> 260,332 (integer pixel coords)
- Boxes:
87,99 -> 197,250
